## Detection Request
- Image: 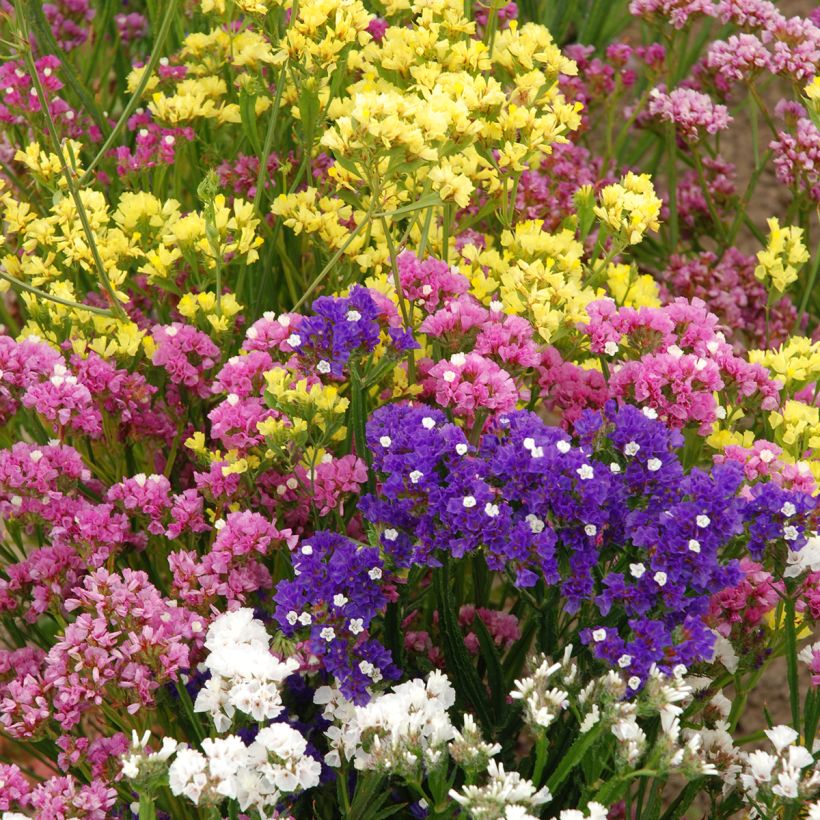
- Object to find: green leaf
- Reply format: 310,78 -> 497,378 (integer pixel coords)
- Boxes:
545,722 -> 604,795
434,556 -> 493,734
472,616 -> 506,727
240,90 -> 263,156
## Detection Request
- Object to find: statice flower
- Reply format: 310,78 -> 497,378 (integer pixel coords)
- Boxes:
629,0 -> 717,28
150,322 -> 220,398
297,285 -> 415,378
397,250 -> 469,312
113,111 -> 194,176
771,114 -> 820,202
193,608 -> 299,731
114,11 -> 148,42
43,0 -> 95,51
715,0 -> 782,29
168,726 -> 321,812
647,87 -> 732,141
421,352 -> 519,425
316,671 -> 456,775
450,759 -> 552,818
706,33 -> 771,81
274,531 -> 397,702
552,804 -> 609,820
661,250 -> 795,349
738,726 -> 820,813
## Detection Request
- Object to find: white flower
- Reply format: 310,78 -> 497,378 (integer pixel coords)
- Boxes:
629,562 -> 646,578
647,458 -> 662,472
379,436 -> 392,448
485,502 -> 500,517
746,750 -> 777,783
696,514 -> 710,528
765,725 -> 799,753
462,495 -> 477,508
349,618 -> 364,635
556,440 -> 571,454
654,571 -> 667,587
688,539 -> 701,553
320,627 -> 336,642
576,464 -> 594,480
584,524 -> 597,536
642,407 -> 658,419
624,441 -> 640,456
455,443 -> 469,455
422,417 -> 436,429
409,470 -> 424,484
592,628 -> 607,642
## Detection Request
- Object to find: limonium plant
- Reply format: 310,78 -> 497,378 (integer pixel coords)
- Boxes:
1,0 -> 820,818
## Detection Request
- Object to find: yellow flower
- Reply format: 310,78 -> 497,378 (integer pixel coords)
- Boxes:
594,172 -> 662,246
755,218 -> 808,294
606,263 -> 661,308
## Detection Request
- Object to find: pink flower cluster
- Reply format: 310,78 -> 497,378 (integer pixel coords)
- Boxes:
707,557 -> 782,637
647,86 -> 732,141
0,765 -> 116,820
771,115 -> 820,203
582,298 -> 781,431
661,250 -> 796,348
170,510 -> 296,610
716,440 -> 817,495
43,0 -> 95,51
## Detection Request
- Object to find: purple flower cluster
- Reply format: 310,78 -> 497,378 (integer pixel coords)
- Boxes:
273,531 -> 399,702
296,285 -> 416,378
362,401 -> 814,682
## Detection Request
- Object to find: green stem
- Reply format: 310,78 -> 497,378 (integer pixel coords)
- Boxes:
19,35 -> 127,318
0,269 -> 113,315
292,215 -> 371,311
784,591 -> 801,729
79,0 -> 180,184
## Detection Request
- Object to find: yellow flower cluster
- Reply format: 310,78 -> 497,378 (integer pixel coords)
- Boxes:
178,291 -> 244,333
769,399 -> 820,457
307,0 -> 581,227
281,0 -> 373,74
0,146 -> 261,353
755,217 -> 809,294
263,368 -> 349,446
605,263 -> 661,308
749,337 -> 820,394
593,172 -> 662,246
462,221 -> 597,344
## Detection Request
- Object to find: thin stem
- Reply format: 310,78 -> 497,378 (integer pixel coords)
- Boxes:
79,0 -> 180,184
18,32 -> 127,318
292,216 -> 371,311
0,269 -> 113,316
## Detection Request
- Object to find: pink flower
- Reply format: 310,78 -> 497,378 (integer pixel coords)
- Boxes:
151,322 -> 220,397
422,352 -> 520,423
647,86 -> 732,141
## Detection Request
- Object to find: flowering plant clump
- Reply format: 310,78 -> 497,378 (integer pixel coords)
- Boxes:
2,0 -> 820,818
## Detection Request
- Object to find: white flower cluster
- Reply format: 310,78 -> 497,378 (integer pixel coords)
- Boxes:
193,608 -> 299,731
552,801 -> 608,820
120,730 -> 178,783
450,759 -> 551,819
737,725 -> 820,815
511,648 -> 716,777
315,670 -> 456,776
510,651 -> 571,732
168,723 -> 321,813
448,713 -> 502,775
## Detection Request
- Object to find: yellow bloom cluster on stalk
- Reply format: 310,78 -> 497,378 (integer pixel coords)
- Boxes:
0,143 -> 262,355
769,400 -> 820,457
749,337 -> 820,394
605,263 -> 661,308
755,217 -> 809,294
593,172 -> 662,246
